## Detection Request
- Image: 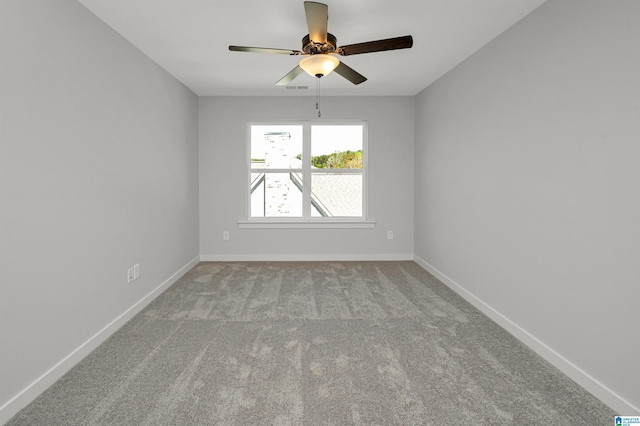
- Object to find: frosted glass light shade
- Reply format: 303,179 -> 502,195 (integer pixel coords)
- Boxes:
299,55 -> 340,78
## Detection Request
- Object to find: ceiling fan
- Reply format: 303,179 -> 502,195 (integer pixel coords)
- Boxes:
229,1 -> 413,86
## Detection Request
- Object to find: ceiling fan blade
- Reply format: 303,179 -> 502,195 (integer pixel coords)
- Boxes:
337,35 -> 413,56
275,66 -> 305,86
304,1 -> 328,44
333,62 -> 367,85
229,45 -> 302,55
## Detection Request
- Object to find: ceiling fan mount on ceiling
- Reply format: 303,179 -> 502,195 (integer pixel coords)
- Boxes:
229,1 -> 413,85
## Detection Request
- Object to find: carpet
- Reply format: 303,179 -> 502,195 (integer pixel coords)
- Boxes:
6,261 -> 614,425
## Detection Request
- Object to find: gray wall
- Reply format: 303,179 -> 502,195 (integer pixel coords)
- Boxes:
414,0 -> 639,412
199,96 -> 414,260
0,0 -> 199,416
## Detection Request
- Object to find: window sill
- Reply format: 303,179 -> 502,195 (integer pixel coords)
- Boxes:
237,219 -> 376,229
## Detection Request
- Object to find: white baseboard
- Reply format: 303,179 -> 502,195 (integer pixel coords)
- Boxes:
0,256 -> 200,425
413,255 -> 639,415
200,253 -> 414,262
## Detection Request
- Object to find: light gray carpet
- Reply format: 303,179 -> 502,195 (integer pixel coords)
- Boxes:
7,261 -> 614,425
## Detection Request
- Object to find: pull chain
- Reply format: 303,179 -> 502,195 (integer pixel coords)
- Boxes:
315,76 -> 321,118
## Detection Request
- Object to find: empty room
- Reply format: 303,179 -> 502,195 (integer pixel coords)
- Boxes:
1,0 -> 638,424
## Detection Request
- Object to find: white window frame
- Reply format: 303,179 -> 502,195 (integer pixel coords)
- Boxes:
239,120 -> 375,229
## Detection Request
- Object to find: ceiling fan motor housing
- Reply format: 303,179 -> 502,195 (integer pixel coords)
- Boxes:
302,33 -> 337,54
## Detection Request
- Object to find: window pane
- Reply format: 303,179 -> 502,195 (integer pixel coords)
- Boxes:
248,122 -> 366,221
311,173 -> 362,217
250,172 -> 303,217
310,125 -> 363,170
251,125 -> 303,169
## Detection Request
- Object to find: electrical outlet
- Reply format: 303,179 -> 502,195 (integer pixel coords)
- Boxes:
223,231 -> 229,241
387,230 -> 394,240
134,263 -> 140,280
127,267 -> 134,283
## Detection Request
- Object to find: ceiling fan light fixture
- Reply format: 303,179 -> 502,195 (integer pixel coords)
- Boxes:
299,54 -> 339,78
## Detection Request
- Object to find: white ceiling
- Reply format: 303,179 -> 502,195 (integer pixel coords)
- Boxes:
78,0 -> 547,96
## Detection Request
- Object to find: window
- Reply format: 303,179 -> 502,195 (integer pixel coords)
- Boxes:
247,122 -> 368,225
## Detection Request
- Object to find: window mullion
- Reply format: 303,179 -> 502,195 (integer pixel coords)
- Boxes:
302,122 -> 311,218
